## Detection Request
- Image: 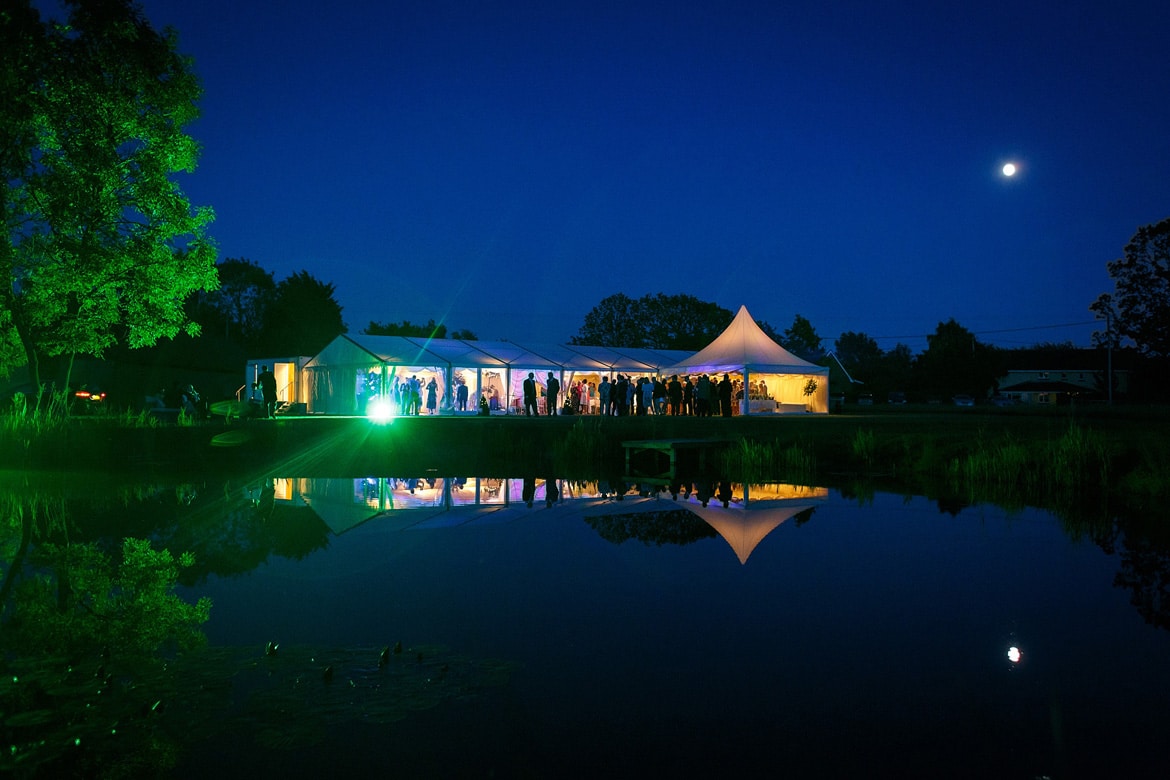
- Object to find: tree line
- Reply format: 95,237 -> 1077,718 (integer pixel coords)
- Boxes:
2,0 -> 1166,404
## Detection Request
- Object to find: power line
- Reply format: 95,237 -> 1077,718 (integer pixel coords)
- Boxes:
856,320 -> 1100,343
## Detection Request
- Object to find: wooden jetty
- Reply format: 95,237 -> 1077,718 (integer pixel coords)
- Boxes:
621,438 -> 732,479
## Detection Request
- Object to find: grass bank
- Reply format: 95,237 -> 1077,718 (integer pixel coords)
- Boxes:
2,405 -> 1167,516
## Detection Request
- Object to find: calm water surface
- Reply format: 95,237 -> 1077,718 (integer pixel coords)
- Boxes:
187,478 -> 1169,778
5,477 -> 1168,778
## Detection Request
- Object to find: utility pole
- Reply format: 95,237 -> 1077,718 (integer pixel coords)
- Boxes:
1106,311 -> 1113,406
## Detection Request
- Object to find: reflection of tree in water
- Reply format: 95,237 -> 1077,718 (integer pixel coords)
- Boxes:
1059,500 -> 1170,633
584,509 -> 718,547
0,485 -> 511,778
793,506 -> 817,526
1115,531 -> 1170,631
57,480 -> 332,584
2,527 -> 211,776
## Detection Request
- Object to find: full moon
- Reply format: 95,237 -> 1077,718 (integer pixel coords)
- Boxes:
1002,163 -> 1018,177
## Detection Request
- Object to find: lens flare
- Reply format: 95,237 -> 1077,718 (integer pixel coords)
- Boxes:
367,397 -> 395,423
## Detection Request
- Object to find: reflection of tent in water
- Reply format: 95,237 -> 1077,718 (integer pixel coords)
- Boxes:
289,477 -> 585,534
294,477 -> 452,535
582,484 -> 829,564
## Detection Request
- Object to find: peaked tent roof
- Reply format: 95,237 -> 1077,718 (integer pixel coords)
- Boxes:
669,305 -> 828,376
304,334 -> 693,373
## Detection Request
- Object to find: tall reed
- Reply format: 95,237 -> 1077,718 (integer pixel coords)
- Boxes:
720,438 -> 817,485
945,422 -> 1110,503
552,419 -> 609,476
850,428 -> 876,470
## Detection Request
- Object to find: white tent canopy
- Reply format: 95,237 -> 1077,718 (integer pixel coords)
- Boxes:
301,334 -> 692,415
667,305 -> 830,413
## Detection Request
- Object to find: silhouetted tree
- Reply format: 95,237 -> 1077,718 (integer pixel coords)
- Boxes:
834,331 -> 882,373
642,294 -> 734,350
364,319 -> 447,338
1091,216 -> 1170,357
573,293 -> 731,349
189,258 -> 275,350
258,271 -> 345,356
780,314 -> 824,361
875,343 -> 915,398
914,319 -> 1004,400
572,293 -> 648,347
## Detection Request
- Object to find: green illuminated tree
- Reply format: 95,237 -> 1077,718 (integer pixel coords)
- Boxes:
0,0 -> 217,390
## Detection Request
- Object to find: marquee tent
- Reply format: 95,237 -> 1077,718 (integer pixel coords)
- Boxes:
300,334 -> 692,415
667,305 -> 830,413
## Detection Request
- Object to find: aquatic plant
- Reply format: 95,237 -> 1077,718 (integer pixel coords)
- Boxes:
850,428 -> 876,469
720,438 -> 817,486
552,418 -> 610,476
943,422 -> 1112,506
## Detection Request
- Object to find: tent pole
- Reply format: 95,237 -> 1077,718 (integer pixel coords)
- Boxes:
743,367 -> 751,416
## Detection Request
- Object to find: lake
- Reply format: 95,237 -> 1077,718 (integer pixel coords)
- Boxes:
3,476 -> 1167,778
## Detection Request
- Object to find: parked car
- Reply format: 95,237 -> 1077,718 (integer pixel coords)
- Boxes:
990,394 -> 1015,407
952,394 -> 975,407
887,391 -> 906,404
857,393 -> 874,406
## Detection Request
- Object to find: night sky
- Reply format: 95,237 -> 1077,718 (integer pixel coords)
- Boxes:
75,0 -> 1170,349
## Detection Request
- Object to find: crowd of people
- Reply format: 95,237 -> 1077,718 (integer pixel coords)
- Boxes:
511,373 -> 761,417
362,371 -> 772,418
388,375 -> 441,416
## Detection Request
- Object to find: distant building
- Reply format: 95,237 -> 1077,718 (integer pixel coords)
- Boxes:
996,355 -> 1128,405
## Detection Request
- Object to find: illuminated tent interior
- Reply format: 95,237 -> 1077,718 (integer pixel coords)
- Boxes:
300,334 -> 691,415
667,305 -> 830,414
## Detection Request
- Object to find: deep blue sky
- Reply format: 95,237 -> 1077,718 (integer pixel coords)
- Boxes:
70,0 -> 1170,348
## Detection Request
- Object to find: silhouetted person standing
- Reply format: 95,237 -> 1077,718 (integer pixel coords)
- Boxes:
719,374 -> 733,417
546,372 -> 560,416
256,365 -> 277,418
668,375 -> 682,415
523,372 -> 538,416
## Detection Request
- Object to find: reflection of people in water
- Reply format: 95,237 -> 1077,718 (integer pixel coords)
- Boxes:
255,478 -> 276,520
694,480 -> 713,507
717,481 -> 733,508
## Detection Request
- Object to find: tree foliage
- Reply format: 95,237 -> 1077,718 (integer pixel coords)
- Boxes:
834,331 -> 882,371
365,318 -> 447,338
914,319 -> 1005,400
1,0 -> 218,389
1091,217 -> 1170,357
573,293 -> 732,349
777,313 -> 824,362
258,270 -> 345,356
828,332 -> 914,398
8,537 -> 210,658
189,257 -> 274,349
